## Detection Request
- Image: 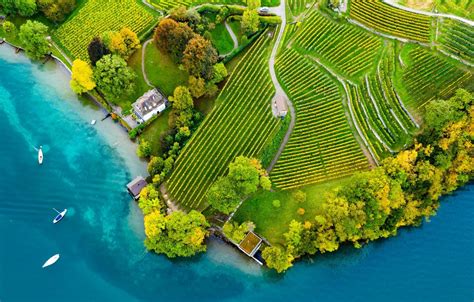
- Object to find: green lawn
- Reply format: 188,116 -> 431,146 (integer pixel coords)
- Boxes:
210,22 -> 234,55
140,109 -> 171,156
233,177 -> 352,245
144,43 -> 189,97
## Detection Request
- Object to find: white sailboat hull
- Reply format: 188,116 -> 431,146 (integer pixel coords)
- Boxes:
42,254 -> 60,268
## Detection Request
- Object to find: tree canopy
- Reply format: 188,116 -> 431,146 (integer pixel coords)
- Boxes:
208,156 -> 271,214
144,210 -> 209,258
154,18 -> 195,63
138,185 -> 163,215
70,59 -> 96,94
241,9 -> 260,35
0,0 -> 37,17
93,54 -> 136,99
37,0 -> 76,22
88,37 -> 110,66
102,27 -> 140,59
18,20 -> 50,60
182,35 -> 218,81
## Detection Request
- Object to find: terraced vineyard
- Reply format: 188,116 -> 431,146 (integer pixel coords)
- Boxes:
147,0 -> 242,11
166,32 -> 279,211
397,46 -> 473,109
54,0 -> 157,60
347,45 -> 419,161
349,0 -> 432,43
288,0 -> 313,16
292,10 -> 383,79
271,49 -> 369,190
438,18 -> 474,64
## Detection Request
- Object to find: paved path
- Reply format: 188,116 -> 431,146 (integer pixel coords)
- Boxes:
266,0 -> 296,173
382,0 -> 474,27
222,21 -> 239,56
141,39 -> 155,88
225,21 -> 239,50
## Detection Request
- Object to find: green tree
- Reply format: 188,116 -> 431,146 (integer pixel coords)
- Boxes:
1,0 -> 37,16
262,246 -> 294,273
169,86 -> 195,129
207,156 -> 271,214
2,21 -> 15,33
144,210 -> 209,258
222,221 -> 255,243
138,185 -> 163,215
188,76 -> 206,98
93,54 -> 136,99
211,62 -> 228,84
207,177 -> 240,214
246,0 -> 261,9
228,156 -> 261,195
148,156 -> 165,176
137,139 -> 152,158
183,35 -> 218,81
292,190 -> 306,203
37,0 -> 76,22
18,20 -> 50,60
241,9 -> 260,35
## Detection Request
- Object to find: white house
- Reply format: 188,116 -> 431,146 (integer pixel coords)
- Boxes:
132,89 -> 167,123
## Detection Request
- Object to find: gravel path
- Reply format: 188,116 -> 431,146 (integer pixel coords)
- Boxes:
141,39 -> 154,88
225,21 -> 239,51
266,0 -> 296,173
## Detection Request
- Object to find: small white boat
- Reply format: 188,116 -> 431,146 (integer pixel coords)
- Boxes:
42,254 -> 60,268
38,146 -> 43,165
52,208 -> 67,224
91,120 -> 96,125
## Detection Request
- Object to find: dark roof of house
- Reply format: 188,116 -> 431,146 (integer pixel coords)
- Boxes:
239,232 -> 262,256
127,176 -> 147,197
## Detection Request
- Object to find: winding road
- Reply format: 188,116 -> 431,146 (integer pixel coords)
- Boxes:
266,0 -> 296,173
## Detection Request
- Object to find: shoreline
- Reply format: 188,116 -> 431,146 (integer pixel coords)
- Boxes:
0,41 -> 148,178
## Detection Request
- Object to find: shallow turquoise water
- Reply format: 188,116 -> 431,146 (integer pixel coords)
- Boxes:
0,46 -> 473,302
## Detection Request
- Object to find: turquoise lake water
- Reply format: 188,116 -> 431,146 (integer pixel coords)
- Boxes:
0,46 -> 473,302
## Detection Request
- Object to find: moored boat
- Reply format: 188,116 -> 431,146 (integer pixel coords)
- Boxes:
42,254 -> 60,268
52,208 -> 67,224
38,146 -> 43,165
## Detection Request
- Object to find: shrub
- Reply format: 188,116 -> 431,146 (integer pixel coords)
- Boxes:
272,199 -> 281,208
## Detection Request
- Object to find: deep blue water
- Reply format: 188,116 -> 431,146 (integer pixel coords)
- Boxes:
0,46 -> 473,302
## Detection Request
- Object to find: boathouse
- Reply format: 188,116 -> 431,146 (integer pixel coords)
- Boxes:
132,89 -> 167,123
238,232 -> 263,264
126,176 -> 147,200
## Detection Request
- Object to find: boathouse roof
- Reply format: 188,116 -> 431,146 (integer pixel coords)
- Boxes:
127,176 -> 147,200
238,232 -> 263,256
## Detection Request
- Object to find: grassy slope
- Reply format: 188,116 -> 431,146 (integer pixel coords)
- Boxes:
140,109 -> 171,156
144,43 -> 188,97
233,177 -> 352,245
210,22 -> 234,55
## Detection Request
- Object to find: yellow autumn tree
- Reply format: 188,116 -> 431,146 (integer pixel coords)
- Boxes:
120,27 -> 141,58
70,59 -> 96,94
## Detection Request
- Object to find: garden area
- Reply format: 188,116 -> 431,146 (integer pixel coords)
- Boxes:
232,177 -> 351,245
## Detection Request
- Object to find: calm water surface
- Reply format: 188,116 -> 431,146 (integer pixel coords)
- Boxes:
0,46 -> 472,302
